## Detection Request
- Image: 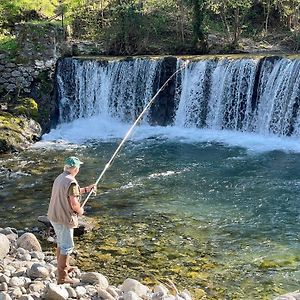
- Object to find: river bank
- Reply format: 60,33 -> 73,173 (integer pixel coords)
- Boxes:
0,226 -> 193,300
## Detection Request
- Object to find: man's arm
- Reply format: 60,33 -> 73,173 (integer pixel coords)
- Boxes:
69,196 -> 84,215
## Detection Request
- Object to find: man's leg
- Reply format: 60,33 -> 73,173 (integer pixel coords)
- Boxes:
51,222 -> 78,284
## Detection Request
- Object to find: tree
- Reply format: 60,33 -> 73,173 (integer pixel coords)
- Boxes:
207,0 -> 252,46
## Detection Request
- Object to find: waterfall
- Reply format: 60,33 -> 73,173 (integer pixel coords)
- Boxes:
56,56 -> 300,137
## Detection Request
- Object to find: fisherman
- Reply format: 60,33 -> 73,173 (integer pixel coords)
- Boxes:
47,156 -> 95,284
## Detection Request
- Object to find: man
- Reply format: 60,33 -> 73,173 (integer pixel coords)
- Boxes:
48,156 -> 95,284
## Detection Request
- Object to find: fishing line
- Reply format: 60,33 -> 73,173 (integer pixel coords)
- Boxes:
81,60 -> 189,208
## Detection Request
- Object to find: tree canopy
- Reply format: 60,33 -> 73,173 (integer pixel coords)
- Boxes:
1,0 -> 300,54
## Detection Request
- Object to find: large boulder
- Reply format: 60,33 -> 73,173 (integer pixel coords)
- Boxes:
17,233 -> 42,252
81,272 -> 109,289
120,278 -> 149,298
0,234 -> 10,259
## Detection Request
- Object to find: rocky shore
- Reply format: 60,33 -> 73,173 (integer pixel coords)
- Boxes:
0,227 -> 192,300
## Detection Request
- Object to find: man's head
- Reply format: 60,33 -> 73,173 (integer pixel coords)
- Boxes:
64,156 -> 83,175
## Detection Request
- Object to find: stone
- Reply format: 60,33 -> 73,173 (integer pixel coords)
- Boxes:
65,286 -> 77,298
154,284 -> 169,296
11,70 -> 21,77
13,267 -> 27,277
5,83 -> 16,91
0,235 -> 10,259
97,288 -> 116,300
123,291 -> 141,300
81,272 -> 109,289
75,286 -> 86,298
30,251 -> 45,260
152,292 -> 164,300
44,283 -> 69,300
120,278 -> 149,297
107,286 -> 120,298
27,263 -> 49,279
11,287 -> 23,298
17,233 -> 42,252
19,296 -> 35,300
9,276 -> 27,287
178,290 -> 192,300
0,283 -> 8,292
0,274 -> 10,284
0,292 -> 12,300
28,281 -> 45,293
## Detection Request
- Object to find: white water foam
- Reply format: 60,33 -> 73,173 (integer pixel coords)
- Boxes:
35,116 -> 300,153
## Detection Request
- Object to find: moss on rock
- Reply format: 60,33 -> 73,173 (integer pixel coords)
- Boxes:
0,111 -> 41,153
12,98 -> 39,120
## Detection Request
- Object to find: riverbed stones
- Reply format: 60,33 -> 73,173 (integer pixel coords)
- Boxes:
0,234 -> 10,259
17,233 -> 42,252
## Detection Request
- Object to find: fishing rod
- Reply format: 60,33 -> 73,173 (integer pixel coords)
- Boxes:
81,60 -> 189,209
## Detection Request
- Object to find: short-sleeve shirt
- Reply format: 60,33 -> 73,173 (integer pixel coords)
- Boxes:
68,183 -> 80,197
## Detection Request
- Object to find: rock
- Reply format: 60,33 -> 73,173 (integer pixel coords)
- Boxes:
154,284 -> 169,296
44,283 -> 69,300
9,276 -> 28,287
11,287 -> 23,298
0,292 -> 12,300
65,286 -> 76,298
0,275 -> 10,284
30,251 -> 45,260
0,283 -> 7,292
123,291 -> 141,300
120,278 -> 149,298
19,296 -> 35,300
178,290 -> 192,300
27,263 -> 49,279
97,288 -> 116,300
107,286 -> 120,298
28,281 -> 45,293
0,234 -> 10,259
75,286 -> 86,298
17,233 -> 42,252
81,272 -> 109,288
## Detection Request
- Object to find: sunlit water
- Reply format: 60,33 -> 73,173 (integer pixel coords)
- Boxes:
1,118 -> 300,299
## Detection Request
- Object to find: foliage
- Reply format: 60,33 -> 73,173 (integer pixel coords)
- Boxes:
1,0 -> 300,54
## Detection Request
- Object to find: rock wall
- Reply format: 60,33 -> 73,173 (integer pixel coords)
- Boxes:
0,23 -> 70,132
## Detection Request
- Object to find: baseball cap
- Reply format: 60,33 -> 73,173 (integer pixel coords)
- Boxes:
64,156 -> 83,168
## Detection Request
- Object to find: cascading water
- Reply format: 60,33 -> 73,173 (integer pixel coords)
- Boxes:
56,58 -> 161,124
55,56 -> 300,138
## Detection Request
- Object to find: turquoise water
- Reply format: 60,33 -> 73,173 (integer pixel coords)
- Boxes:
1,124 -> 300,299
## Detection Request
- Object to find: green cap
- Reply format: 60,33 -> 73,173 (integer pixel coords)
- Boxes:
64,156 -> 83,168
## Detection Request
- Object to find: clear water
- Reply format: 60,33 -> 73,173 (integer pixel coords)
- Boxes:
1,120 -> 300,299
